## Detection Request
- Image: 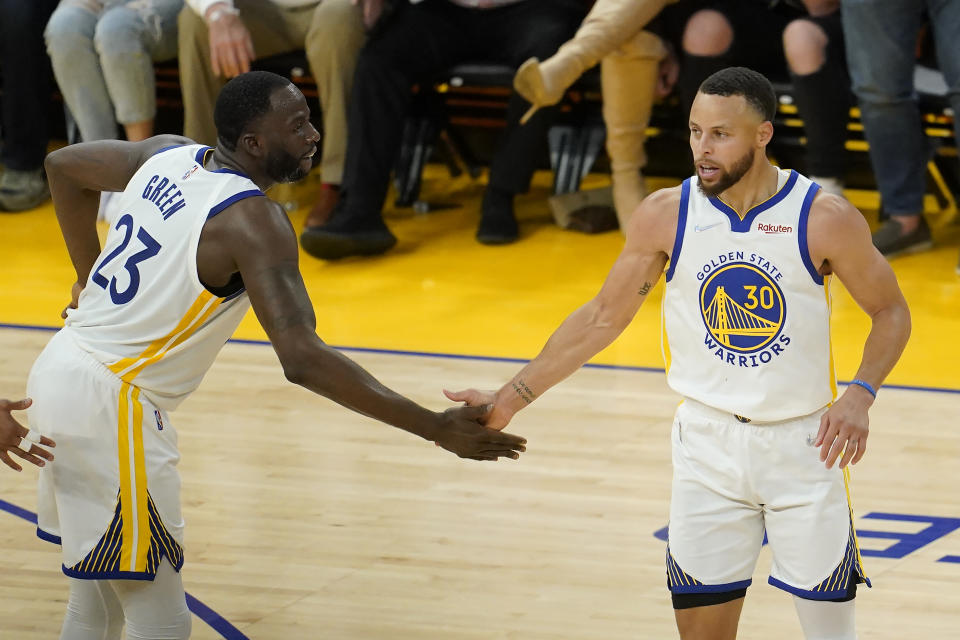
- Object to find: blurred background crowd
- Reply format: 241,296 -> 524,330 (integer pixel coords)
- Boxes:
1,0 -> 957,268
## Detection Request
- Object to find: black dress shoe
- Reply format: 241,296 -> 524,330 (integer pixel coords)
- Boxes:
476,215 -> 519,245
476,187 -> 519,245
300,223 -> 397,259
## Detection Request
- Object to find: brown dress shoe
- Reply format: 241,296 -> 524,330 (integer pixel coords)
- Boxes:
303,183 -> 340,230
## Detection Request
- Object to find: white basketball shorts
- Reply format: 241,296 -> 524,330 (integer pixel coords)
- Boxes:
26,329 -> 184,580
666,399 -> 870,600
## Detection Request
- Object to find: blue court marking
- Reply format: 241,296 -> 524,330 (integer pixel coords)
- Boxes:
0,498 -> 249,640
3,321 -> 959,396
856,513 -> 960,559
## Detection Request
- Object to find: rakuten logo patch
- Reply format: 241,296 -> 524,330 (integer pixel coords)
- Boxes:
757,223 -> 793,234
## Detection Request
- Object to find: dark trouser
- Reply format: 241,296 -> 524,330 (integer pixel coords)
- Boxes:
338,0 -> 585,227
677,3 -> 849,180
787,13 -> 848,179
843,0 -> 960,216
0,0 -> 59,171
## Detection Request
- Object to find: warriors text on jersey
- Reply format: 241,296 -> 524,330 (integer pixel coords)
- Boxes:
64,144 -> 261,410
661,168 -> 835,422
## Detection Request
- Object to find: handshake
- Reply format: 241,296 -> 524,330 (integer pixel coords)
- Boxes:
430,386 -> 527,462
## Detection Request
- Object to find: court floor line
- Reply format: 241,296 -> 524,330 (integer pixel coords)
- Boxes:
0,498 -> 249,640
3,321 -> 958,396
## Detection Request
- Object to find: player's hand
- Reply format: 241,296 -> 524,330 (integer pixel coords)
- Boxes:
62,280 -> 84,319
206,4 -> 255,78
443,388 -> 515,431
433,404 -> 526,461
814,386 -> 872,469
351,0 -> 385,30
0,398 -> 55,472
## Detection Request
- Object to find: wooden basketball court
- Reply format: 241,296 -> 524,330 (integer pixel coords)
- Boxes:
1,169 -> 958,638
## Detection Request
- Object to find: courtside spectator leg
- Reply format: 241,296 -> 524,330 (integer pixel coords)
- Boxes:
783,15 -> 849,197
302,0 -> 366,229
602,30 -> 665,230
0,0 -> 58,212
480,0 -> 585,244
843,0 -> 932,256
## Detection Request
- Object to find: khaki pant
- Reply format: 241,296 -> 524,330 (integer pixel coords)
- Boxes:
602,29 -> 666,229
177,0 -> 365,184
521,0 -> 673,229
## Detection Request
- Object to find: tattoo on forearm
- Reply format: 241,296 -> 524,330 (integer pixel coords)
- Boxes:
511,379 -> 536,404
638,281 -> 652,296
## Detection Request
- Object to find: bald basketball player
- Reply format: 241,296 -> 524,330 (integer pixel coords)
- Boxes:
0,71 -> 526,640
448,67 -> 911,639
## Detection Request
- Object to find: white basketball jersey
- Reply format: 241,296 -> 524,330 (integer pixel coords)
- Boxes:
65,145 -> 261,410
661,168 -> 836,421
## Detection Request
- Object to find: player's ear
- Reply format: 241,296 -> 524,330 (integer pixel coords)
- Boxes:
756,120 -> 774,148
238,132 -> 265,159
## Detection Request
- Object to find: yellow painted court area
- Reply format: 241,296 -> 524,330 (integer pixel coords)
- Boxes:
3,167 -> 960,391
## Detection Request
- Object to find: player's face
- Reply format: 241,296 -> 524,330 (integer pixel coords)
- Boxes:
260,85 -> 320,183
689,92 -> 765,197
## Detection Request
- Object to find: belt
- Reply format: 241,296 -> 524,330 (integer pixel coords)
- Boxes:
681,399 -> 825,425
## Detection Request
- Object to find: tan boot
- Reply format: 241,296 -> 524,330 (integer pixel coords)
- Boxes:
514,0 -> 675,122
602,30 -> 666,231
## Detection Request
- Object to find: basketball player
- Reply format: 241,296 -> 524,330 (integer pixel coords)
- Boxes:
447,67 -> 911,639
0,71 -> 527,640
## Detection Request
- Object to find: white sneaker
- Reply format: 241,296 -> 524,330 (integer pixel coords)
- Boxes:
97,191 -> 123,225
812,176 -> 845,197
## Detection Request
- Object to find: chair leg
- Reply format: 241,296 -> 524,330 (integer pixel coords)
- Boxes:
549,125 -> 577,195
435,130 -> 464,179
444,127 -> 484,179
395,117 -> 437,208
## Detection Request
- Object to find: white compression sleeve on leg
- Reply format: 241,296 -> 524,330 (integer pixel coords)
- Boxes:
793,596 -> 857,640
108,558 -> 192,640
58,578 -> 124,640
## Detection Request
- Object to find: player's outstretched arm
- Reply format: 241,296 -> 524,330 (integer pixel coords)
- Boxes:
209,197 -> 525,461
807,193 -> 911,469
0,398 -> 55,472
447,188 -> 679,430
45,136 -> 193,304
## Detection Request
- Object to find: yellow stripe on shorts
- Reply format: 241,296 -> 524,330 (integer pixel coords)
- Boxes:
131,386 -> 150,572
106,292 -> 223,574
118,382 -> 135,572
843,466 -> 868,582
117,383 -> 151,573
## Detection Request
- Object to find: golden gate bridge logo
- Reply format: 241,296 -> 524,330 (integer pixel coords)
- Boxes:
699,263 -> 785,352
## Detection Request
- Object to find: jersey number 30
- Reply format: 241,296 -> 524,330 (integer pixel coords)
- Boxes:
91,214 -> 162,304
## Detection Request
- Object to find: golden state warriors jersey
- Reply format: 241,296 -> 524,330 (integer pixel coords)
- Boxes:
660,168 -> 836,421
65,145 -> 260,410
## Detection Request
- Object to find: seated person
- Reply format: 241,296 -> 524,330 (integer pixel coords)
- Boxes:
45,0 -> 184,143
677,0 -> 849,196
512,0 -> 679,232
842,0 -> 960,257
0,0 -> 59,212
178,0 -> 367,226
300,0 -> 587,259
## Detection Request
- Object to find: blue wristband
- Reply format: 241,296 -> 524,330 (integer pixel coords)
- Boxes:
849,379 -> 877,398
